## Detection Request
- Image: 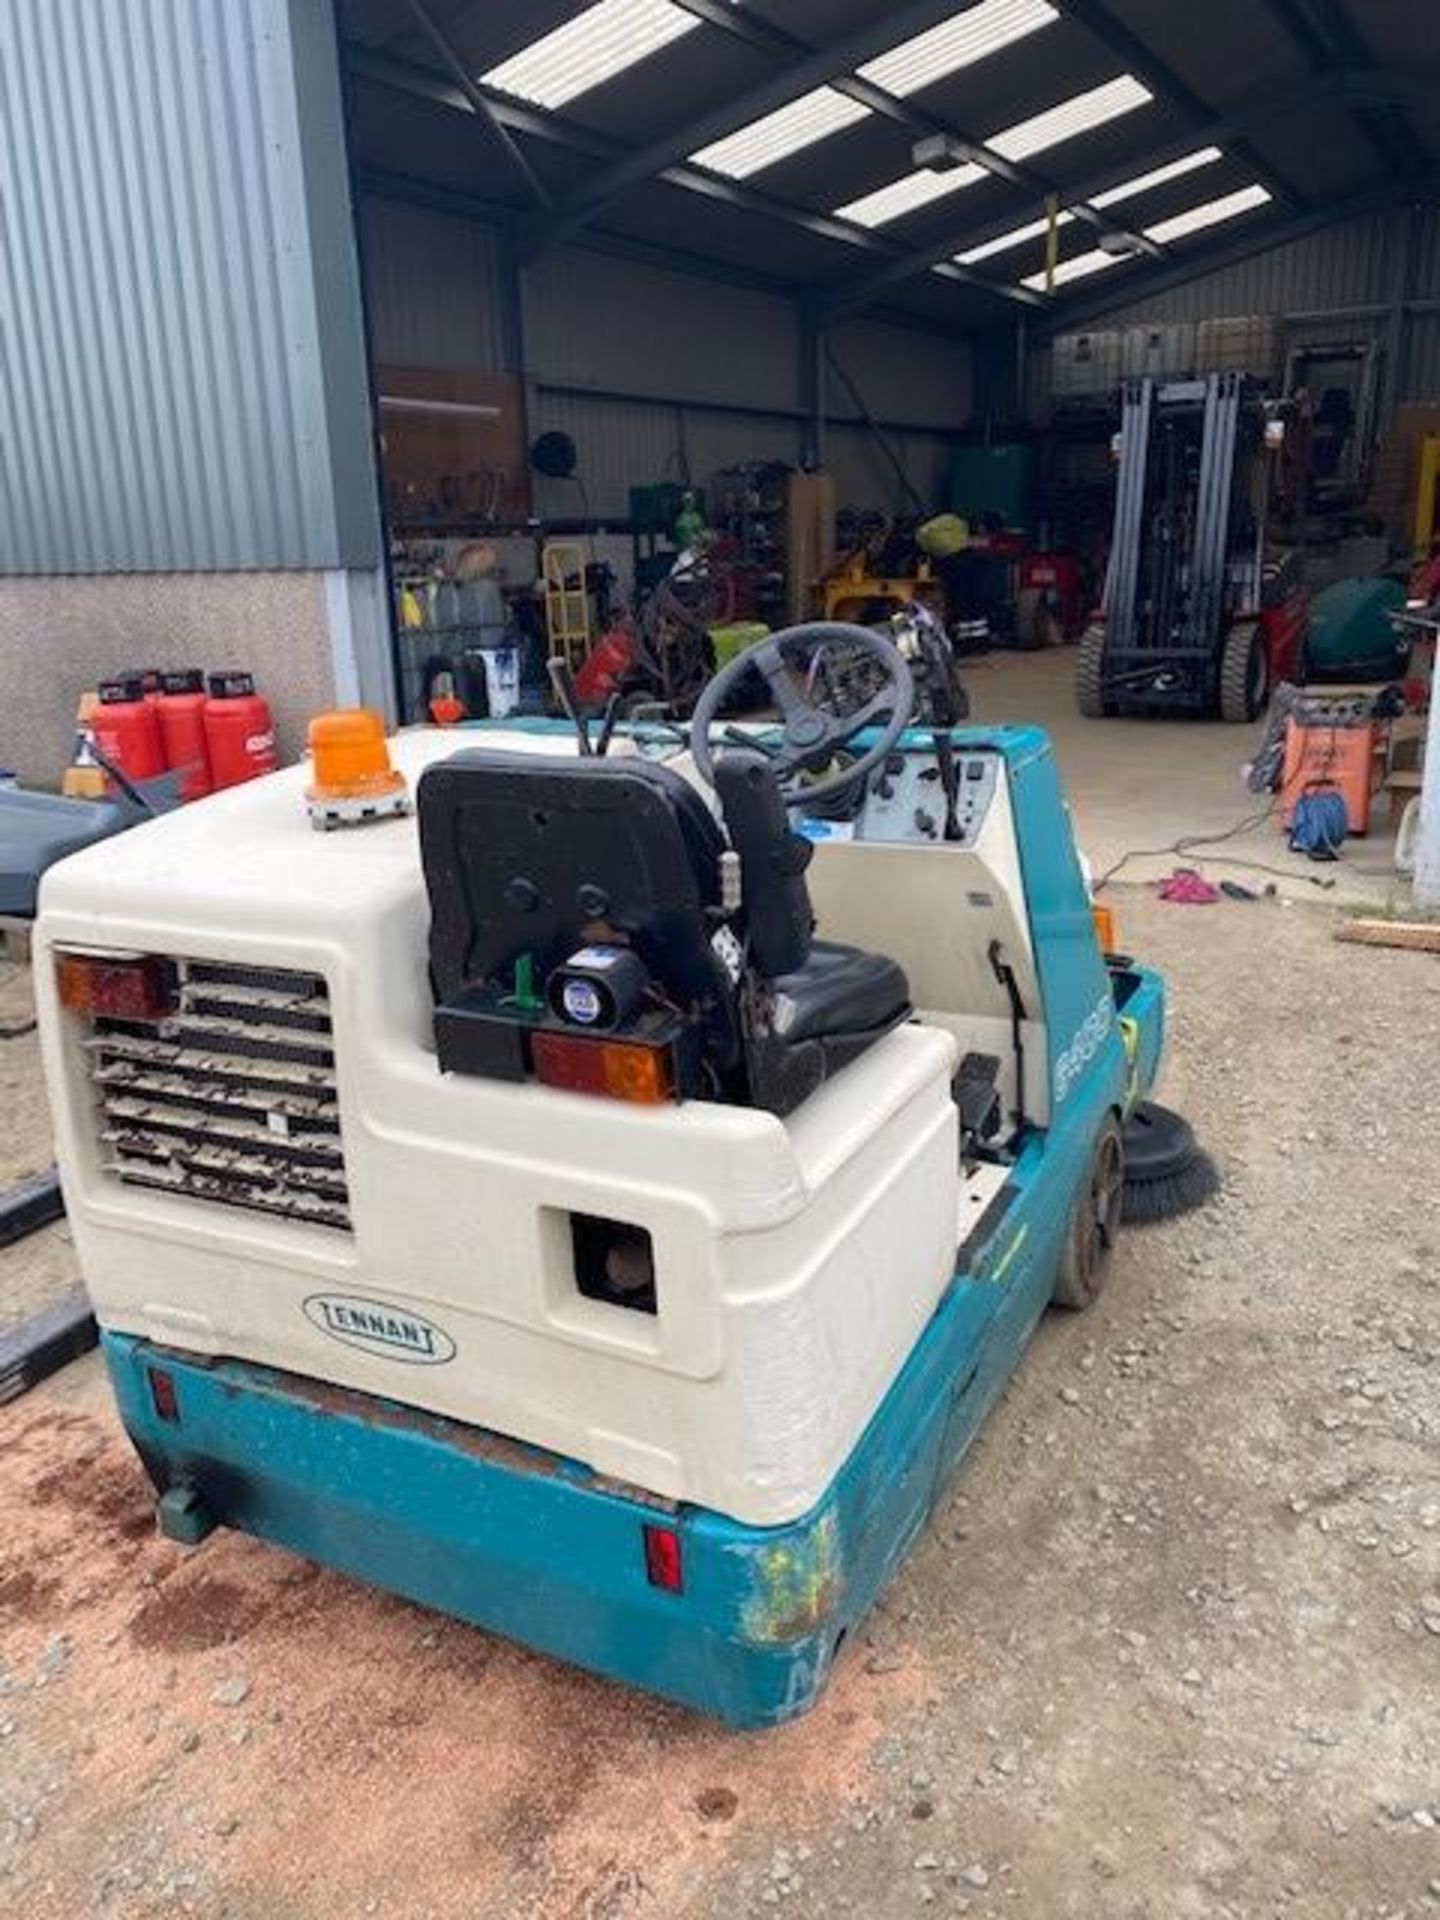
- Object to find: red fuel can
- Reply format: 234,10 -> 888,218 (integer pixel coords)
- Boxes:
94,676 -> 167,788
157,669 -> 213,801
205,672 -> 279,789
574,623 -> 640,706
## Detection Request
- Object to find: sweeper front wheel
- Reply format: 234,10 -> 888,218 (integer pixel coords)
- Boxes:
1053,1116 -> 1124,1309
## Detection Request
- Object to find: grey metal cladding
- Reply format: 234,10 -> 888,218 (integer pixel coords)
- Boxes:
0,0 -> 379,575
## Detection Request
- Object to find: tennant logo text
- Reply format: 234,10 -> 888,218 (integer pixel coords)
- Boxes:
304,1293 -> 457,1365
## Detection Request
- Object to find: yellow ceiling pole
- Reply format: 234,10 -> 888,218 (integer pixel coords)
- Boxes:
1044,194 -> 1059,292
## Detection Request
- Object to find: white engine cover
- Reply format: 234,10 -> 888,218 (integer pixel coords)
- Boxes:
35,732 -> 961,1526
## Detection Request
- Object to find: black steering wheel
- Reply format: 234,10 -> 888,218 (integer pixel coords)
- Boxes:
689,622 -> 914,808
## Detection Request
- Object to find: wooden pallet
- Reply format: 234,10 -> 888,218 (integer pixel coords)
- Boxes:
1336,917 -> 1440,952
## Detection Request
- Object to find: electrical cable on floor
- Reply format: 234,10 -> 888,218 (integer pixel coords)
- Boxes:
1093,799 -> 1339,893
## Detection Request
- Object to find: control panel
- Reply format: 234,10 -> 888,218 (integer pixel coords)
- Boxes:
850,747 -> 1002,847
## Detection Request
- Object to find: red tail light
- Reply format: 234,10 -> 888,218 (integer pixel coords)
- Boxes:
147,1366 -> 180,1424
531,1030 -> 675,1104
643,1523 -> 684,1594
56,950 -> 176,1022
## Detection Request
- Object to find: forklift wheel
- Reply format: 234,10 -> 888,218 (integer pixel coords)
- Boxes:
1053,1116 -> 1124,1309
1219,621 -> 1268,723
1015,588 -> 1045,652
1075,626 -> 1109,719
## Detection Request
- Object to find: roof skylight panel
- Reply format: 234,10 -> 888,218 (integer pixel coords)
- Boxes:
691,0 -> 1062,182
1019,181 -> 1272,291
952,149 -> 1224,271
1020,246 -> 1121,290
481,0 -> 700,111
988,73 -> 1152,163
1090,146 -> 1224,209
690,87 -> 872,179
1142,182 -> 1271,244
837,163 -> 987,229
856,0 -> 1058,98
956,208 -> 1076,264
838,73 -> 1151,229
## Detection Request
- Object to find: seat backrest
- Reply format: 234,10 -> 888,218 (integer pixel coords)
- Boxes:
710,750 -> 815,977
419,748 -> 729,1008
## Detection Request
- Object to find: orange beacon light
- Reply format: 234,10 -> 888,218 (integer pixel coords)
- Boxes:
304,710 -> 410,831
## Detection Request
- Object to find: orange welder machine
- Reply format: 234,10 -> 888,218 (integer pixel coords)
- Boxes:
1280,718 -> 1380,834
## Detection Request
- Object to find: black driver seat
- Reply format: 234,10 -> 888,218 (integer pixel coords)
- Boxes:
418,745 -> 910,1117
775,941 -> 910,1041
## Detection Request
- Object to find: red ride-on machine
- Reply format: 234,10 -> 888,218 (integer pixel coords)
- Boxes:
1077,374 -> 1309,722
574,549 -> 733,718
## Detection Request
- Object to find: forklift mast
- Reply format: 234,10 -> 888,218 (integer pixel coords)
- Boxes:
1082,373 -> 1285,723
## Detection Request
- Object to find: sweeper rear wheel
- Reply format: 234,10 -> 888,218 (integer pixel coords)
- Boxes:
1053,1115 -> 1124,1309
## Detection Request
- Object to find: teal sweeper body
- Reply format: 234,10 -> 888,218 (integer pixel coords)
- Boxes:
36,625 -> 1165,1726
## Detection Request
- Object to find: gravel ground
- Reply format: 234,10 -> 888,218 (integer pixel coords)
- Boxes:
0,956 -> 50,1186
1,893 -> 1437,1920
0,956 -> 79,1336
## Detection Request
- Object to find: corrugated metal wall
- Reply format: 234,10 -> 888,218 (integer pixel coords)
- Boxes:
360,193 -> 972,519
827,317 -> 972,426
1408,316 -> 1440,406
525,392 -> 686,519
359,199 -> 509,372
522,249 -> 801,413
826,425 -> 953,517
524,389 -> 798,519
0,0 -> 379,575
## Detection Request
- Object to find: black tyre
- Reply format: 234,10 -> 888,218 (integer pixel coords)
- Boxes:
1053,1116 -> 1125,1309
1219,620 -> 1268,723
1015,587 -> 1045,652
1075,625 -> 1109,719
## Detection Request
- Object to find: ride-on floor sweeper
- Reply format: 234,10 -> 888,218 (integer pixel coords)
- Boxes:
36,624 -> 1170,1725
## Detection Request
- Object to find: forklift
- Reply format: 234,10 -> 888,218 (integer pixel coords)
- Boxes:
1077,373 -> 1307,723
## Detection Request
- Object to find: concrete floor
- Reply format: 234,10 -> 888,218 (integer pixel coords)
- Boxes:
966,648 -> 1407,908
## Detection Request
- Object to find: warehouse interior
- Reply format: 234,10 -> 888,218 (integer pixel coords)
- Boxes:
322,0 -> 1440,901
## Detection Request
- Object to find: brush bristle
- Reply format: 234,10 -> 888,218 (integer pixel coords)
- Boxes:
1122,1148 -> 1220,1224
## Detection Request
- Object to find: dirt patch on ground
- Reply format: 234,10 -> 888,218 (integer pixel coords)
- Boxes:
0,894 -> 1437,1920
0,1394 -> 925,1920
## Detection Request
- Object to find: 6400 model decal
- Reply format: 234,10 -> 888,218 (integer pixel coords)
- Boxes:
1054,994 -> 1114,1105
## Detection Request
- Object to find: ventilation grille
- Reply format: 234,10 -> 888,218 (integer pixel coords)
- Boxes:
88,961 -> 350,1232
